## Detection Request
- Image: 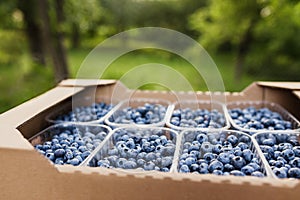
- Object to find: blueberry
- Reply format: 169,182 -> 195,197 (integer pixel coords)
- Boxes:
262,138 -> 275,146
203,153 -> 215,163
242,149 -> 254,162
185,157 -> 197,166
290,158 -> 300,168
145,152 -> 156,161
231,156 -> 246,170
293,146 -> 300,157
200,142 -> 212,153
288,168 -> 300,178
273,167 -> 288,178
224,164 -> 235,172
55,158 -> 64,165
217,152 -> 231,164
237,142 -> 249,151
196,133 -> 208,143
241,166 -> 255,175
190,163 -> 199,172
54,148 -> 65,157
97,159 -> 110,167
45,152 -> 55,161
37,149 -> 45,155
278,143 -> 293,151
124,160 -> 137,169
161,156 -> 173,168
230,170 -> 245,176
198,163 -> 209,174
81,151 -> 91,159
212,144 -> 222,154
274,160 -> 285,168
251,171 -> 264,177
208,160 -> 224,172
143,161 -> 156,171
78,146 -> 88,153
69,158 -> 80,166
282,149 -> 295,161
116,158 -> 127,168
212,170 -> 223,175
248,162 -> 261,171
227,135 -> 238,146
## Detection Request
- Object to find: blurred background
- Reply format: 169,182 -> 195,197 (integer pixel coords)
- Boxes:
0,0 -> 300,113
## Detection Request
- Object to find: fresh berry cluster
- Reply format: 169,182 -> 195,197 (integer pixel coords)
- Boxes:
54,102 -> 114,123
89,129 -> 176,172
170,108 -> 225,129
34,125 -> 109,166
256,133 -> 300,178
178,131 -> 265,177
108,103 -> 167,125
229,107 -> 292,131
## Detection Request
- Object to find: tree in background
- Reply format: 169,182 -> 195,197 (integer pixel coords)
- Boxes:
248,0 -> 300,80
189,0 -> 261,82
17,0 -> 46,65
65,0 -> 102,48
189,0 -> 300,82
37,0 -> 69,82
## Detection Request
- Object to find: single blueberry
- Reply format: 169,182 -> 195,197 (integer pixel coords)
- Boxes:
227,135 -> 238,146
288,167 -> 300,178
251,171 -> 264,177
282,149 -> 295,161
230,170 -> 245,176
208,160 -> 224,172
144,161 -> 156,171
198,163 -> 209,174
273,167 -> 287,178
290,158 -> 300,168
203,153 -> 215,163
241,165 -> 255,175
54,148 -> 65,158
231,156 -> 246,170
217,152 -> 231,165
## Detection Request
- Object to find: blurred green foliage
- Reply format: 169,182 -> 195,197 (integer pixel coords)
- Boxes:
190,0 -> 300,80
0,0 -> 300,113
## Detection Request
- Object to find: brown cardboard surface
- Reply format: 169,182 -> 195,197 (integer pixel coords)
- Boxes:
0,125 -> 32,149
0,87 -> 84,127
1,79 -> 300,199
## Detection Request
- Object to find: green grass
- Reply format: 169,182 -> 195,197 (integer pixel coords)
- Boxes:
68,48 -> 255,91
0,47 -> 262,114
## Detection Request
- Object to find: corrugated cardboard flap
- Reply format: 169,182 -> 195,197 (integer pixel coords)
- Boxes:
59,79 -> 116,87
293,91 -> 300,99
257,82 -> 300,90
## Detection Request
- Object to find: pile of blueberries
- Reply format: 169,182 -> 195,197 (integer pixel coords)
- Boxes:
34,125 -> 109,166
54,102 -> 114,123
229,107 -> 292,131
89,129 -> 176,172
109,103 -> 167,125
179,131 -> 265,177
170,108 -> 226,129
256,133 -> 300,178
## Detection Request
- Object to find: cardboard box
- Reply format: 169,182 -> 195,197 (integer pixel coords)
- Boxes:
0,79 -> 300,200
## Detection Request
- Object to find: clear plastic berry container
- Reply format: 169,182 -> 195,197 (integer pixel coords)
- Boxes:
173,129 -> 271,177
166,100 -> 230,131
227,101 -> 300,135
29,123 -> 112,166
104,98 -> 172,128
46,97 -> 121,124
81,127 -> 180,173
253,131 -> 300,179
